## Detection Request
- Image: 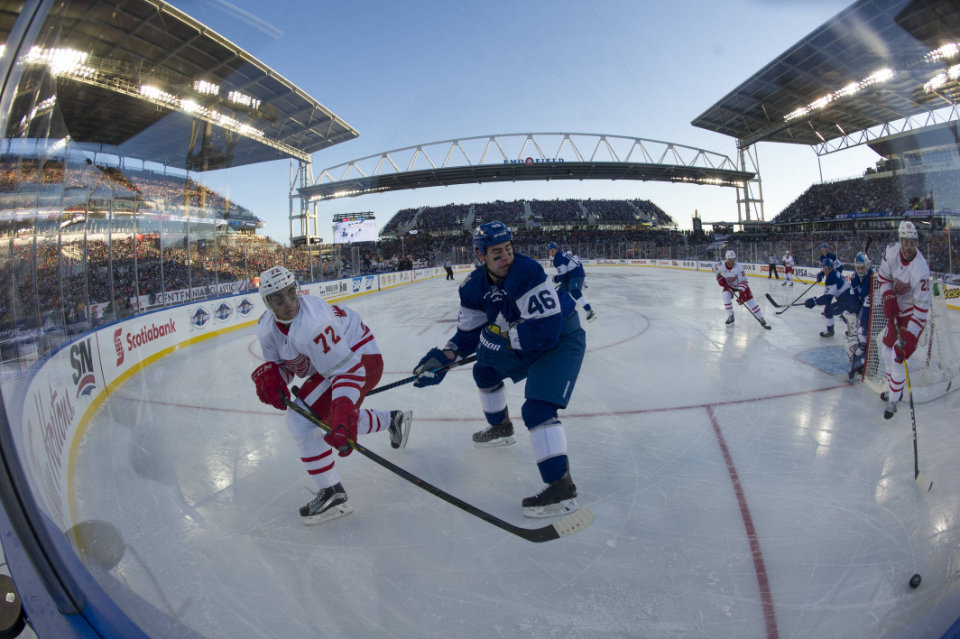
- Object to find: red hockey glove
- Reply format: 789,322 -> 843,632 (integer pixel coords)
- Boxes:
716,274 -> 734,294
882,291 -> 899,324
894,331 -> 919,363
323,396 -> 359,457
251,362 -> 290,410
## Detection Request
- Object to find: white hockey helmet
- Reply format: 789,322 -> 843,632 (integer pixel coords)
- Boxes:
725,250 -> 736,261
259,265 -> 297,304
898,220 -> 918,240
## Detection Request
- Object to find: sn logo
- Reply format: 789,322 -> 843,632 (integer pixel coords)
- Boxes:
70,339 -> 97,398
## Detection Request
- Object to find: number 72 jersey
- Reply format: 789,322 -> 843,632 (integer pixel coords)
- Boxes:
257,295 -> 374,394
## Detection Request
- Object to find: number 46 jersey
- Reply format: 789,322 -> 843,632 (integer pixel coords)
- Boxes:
449,253 -> 577,366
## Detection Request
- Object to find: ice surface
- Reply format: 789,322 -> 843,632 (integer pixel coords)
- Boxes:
71,267 -> 960,638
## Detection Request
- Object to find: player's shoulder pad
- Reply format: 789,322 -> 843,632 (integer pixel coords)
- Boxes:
457,265 -> 486,303
503,254 -> 547,294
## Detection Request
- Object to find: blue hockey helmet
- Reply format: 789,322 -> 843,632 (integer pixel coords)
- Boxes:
547,242 -> 558,250
820,256 -> 834,268
854,252 -> 870,266
820,242 -> 829,249
473,221 -> 513,254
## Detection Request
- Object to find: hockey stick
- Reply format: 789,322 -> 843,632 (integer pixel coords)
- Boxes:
893,325 -> 933,492
284,387 -> 594,542
774,281 -> 818,315
735,294 -> 770,329
764,293 -> 808,309
367,354 -> 478,397
903,360 -> 932,491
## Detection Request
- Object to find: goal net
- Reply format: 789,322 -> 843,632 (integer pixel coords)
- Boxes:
862,274 -> 960,403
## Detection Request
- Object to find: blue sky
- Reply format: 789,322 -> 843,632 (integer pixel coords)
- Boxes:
182,0 -> 879,244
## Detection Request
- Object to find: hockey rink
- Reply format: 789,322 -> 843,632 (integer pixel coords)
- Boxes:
69,266 -> 960,639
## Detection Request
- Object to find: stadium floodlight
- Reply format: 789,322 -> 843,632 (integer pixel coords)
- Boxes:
924,42 -> 959,63
860,68 -> 893,88
924,73 -> 947,92
194,80 -> 219,95
227,90 -> 261,110
784,67 -> 892,123
140,84 -> 178,106
810,95 -> 833,110
835,82 -> 861,99
25,45 -> 96,78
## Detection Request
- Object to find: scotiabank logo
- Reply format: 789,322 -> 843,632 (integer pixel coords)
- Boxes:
116,319 -> 177,366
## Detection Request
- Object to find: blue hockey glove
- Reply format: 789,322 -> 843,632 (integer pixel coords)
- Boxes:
816,271 -> 824,283
477,325 -> 519,370
553,274 -> 562,284
804,298 -> 817,309
413,348 -> 452,387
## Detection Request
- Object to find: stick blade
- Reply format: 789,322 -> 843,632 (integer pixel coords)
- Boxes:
916,473 -> 933,492
522,507 -> 594,542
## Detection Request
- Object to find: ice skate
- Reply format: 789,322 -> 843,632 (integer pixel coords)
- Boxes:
585,308 -> 596,322
522,473 -> 579,518
781,281 -> 787,286
724,315 -> 735,325
300,483 -> 351,525
389,410 -> 412,449
848,361 -> 864,381
472,417 -> 515,448
883,400 -> 898,420
820,327 -> 834,338
760,318 -> 771,330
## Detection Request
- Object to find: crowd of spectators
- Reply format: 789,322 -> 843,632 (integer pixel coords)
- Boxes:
3,157 -> 960,352
775,167 -> 960,223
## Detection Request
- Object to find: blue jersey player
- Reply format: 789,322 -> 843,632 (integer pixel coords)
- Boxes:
804,257 -> 850,337
817,242 -> 842,278
412,221 -> 586,518
547,242 -> 596,321
842,252 -> 873,377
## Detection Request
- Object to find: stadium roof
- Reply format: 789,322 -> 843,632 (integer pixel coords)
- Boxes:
692,0 -> 960,148
0,0 -> 358,171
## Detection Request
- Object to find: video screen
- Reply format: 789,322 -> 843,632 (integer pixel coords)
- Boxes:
332,218 -> 377,244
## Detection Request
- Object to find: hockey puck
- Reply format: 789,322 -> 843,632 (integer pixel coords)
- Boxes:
909,573 -> 922,589
0,574 -> 25,639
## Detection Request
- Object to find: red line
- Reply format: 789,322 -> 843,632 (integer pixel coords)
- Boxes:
706,405 -> 779,639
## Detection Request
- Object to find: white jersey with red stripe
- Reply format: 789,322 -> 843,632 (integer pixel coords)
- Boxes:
782,254 -> 795,272
714,260 -> 749,292
877,243 -> 931,339
256,295 -> 376,404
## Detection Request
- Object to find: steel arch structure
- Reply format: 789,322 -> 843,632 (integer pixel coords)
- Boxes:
300,132 -> 751,200
289,132 -> 755,241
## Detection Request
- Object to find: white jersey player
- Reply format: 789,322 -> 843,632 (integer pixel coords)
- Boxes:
714,250 -> 770,328
781,250 -> 795,286
251,265 -> 412,523
876,221 -> 931,419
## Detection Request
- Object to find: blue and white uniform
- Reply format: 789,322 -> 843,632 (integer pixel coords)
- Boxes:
845,267 -> 873,328
449,253 -> 586,485
551,247 -> 593,315
806,258 -> 849,333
